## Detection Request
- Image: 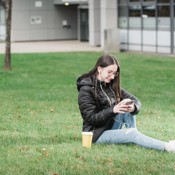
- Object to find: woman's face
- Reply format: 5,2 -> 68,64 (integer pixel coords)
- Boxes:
97,64 -> 118,83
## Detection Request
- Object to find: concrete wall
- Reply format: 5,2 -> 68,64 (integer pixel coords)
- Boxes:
88,0 -> 119,52
100,0 -> 118,48
88,0 -> 101,46
12,0 -> 78,41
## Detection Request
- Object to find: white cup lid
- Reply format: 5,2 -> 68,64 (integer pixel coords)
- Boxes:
82,132 -> 93,135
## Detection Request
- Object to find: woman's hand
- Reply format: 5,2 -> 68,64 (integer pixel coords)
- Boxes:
113,99 -> 135,113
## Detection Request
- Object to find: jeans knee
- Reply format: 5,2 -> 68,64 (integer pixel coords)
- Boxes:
125,128 -> 137,134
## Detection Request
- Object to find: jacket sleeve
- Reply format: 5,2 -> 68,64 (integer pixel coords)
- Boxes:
121,88 -> 141,115
78,86 -> 115,127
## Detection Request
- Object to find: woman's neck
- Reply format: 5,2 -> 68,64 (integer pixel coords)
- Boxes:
96,73 -> 103,82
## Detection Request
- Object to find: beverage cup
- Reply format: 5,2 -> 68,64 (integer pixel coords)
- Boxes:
82,132 -> 93,148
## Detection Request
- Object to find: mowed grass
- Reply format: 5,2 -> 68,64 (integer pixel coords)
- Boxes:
0,52 -> 175,175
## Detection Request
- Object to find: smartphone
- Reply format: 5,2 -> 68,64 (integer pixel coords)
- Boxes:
125,100 -> 134,105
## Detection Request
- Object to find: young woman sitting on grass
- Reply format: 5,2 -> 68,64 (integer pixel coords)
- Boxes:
76,54 -> 175,152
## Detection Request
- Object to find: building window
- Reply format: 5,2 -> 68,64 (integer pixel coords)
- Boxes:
129,5 -> 141,28
118,1 -> 172,30
157,5 -> 170,29
157,0 -> 170,3
143,5 -> 156,17
0,6 -> 5,40
130,0 -> 140,2
174,6 -> 175,28
0,6 -> 5,25
157,6 -> 170,17
143,0 -> 155,1
118,0 -> 174,53
119,6 -> 128,28
142,5 -> 156,29
174,5 -> 175,28
118,0 -> 127,5
129,5 -> 141,17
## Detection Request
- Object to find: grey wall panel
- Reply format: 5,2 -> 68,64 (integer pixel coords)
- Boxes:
13,0 -> 30,10
11,1 -> 78,41
12,30 -> 30,41
12,11 -> 30,29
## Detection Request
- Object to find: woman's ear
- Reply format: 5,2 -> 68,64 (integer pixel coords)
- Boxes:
97,66 -> 101,74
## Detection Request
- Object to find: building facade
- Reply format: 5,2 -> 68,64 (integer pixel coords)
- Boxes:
0,0 -> 174,54
118,0 -> 175,54
0,0 -> 89,41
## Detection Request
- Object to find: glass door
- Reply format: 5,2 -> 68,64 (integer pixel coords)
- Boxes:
80,9 -> 89,41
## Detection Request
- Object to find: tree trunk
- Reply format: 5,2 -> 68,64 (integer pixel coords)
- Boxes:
3,0 -> 12,70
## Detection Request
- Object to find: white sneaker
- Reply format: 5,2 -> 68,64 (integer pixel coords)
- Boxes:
165,140 -> 175,152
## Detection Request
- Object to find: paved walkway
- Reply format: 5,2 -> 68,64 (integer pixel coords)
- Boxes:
0,40 -> 103,53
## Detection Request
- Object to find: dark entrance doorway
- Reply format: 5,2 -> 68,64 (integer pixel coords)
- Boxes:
80,9 -> 89,41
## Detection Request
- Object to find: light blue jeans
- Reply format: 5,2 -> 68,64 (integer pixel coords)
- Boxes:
95,113 -> 166,151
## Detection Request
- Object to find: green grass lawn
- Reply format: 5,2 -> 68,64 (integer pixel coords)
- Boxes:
0,52 -> 175,175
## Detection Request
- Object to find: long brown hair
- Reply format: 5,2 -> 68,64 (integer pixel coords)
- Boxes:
79,54 -> 121,102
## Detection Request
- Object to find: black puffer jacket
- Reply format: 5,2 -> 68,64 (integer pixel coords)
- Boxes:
77,75 -> 141,143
